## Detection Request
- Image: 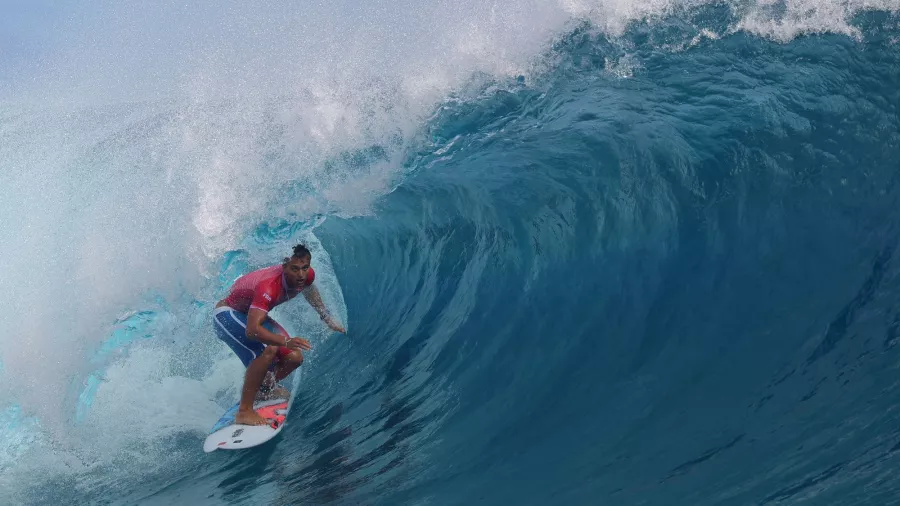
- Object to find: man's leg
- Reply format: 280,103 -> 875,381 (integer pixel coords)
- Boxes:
214,307 -> 283,425
235,345 -> 279,426
274,350 -> 304,382
264,317 -> 304,385
256,350 -> 303,400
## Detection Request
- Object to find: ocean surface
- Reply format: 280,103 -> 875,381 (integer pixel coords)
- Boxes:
1,1 -> 900,504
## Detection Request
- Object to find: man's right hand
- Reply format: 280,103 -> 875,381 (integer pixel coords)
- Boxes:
286,337 -> 311,351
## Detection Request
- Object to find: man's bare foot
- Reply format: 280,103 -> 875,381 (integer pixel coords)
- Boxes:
235,409 -> 269,426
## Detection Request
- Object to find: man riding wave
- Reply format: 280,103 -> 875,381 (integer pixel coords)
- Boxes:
213,244 -> 345,426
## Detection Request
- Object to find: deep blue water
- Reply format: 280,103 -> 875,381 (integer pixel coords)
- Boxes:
3,4 -> 900,505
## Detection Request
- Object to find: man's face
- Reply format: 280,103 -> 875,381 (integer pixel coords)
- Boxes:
283,255 -> 311,290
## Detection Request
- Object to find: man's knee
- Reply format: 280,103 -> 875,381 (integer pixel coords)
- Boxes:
283,350 -> 304,366
259,345 -> 281,361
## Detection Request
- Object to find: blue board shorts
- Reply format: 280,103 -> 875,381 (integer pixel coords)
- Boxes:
213,306 -> 291,367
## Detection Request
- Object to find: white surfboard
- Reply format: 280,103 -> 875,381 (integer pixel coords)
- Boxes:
203,394 -> 292,452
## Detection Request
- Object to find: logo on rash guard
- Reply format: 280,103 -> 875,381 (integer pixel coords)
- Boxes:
263,293 -> 272,301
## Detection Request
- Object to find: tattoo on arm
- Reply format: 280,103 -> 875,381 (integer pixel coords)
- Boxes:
303,285 -> 330,319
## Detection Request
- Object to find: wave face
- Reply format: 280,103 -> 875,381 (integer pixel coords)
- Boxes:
2,1 -> 900,505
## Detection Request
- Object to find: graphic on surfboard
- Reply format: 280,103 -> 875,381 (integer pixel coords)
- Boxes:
203,394 -> 291,452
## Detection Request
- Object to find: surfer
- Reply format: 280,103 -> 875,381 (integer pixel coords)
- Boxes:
213,244 -> 346,426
